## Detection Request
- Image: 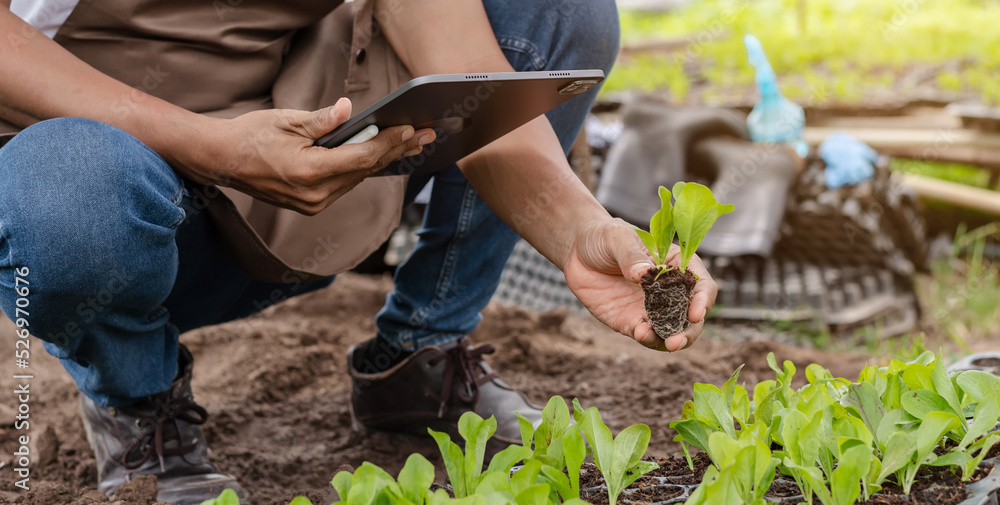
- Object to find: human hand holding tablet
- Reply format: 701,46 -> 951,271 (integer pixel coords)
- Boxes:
314,70 -> 604,176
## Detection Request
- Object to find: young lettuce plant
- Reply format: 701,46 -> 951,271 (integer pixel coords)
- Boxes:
574,399 -> 658,505
635,182 -> 734,337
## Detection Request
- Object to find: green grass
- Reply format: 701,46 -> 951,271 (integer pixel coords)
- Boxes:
889,159 -> 997,190
607,0 -> 1000,105
920,223 -> 1000,350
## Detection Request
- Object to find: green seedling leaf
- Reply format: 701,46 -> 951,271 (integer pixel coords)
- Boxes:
959,396 -> 1000,451
900,411 -> 962,493
930,354 -> 965,422
608,424 -> 653,504
634,186 -> 674,266
473,473 -> 513,500
535,396 -> 570,455
515,412 -> 535,449
200,488 -> 241,505
332,471 -> 353,503
561,428 -> 587,498
457,412 -> 497,495
514,483 -> 550,505
288,497 -> 314,505
956,370 -> 1000,403
397,454 -> 435,505
671,181 -> 735,272
781,458 -> 830,505
909,351 -> 936,366
875,432 -> 916,484
883,372 -> 906,411
902,389 -> 960,423
841,382 -> 885,448
539,464 -> 572,501
833,416 -> 874,449
669,418 -> 712,464
429,428 -> 468,497
691,382 -> 737,438
901,363 -> 934,392
486,444 -> 533,476
578,406 -> 613,475
572,398 -> 585,423
346,463 -> 381,505
831,443 -> 872,505
510,460 -> 542,496
693,465 -> 746,505
875,409 -> 916,454
651,186 -> 675,265
634,228 -> 657,264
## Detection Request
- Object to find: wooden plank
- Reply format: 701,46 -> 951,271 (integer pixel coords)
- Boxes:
803,127 -> 1000,149
898,173 -> 1000,216
808,114 -> 963,130
803,126 -> 1000,169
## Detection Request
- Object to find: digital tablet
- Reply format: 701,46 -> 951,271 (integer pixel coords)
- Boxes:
313,70 -> 605,176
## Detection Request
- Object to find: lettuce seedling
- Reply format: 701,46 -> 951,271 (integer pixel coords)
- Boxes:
576,401 -> 657,505
199,489 -> 241,505
634,183 -> 734,278
706,428 -> 780,504
331,462 -> 397,505
428,412 -> 498,498
669,365 -> 746,468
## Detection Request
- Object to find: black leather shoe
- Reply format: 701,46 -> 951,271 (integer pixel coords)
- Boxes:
348,338 -> 542,454
79,345 -> 245,505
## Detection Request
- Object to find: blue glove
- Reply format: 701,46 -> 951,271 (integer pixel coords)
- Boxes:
819,132 -> 878,188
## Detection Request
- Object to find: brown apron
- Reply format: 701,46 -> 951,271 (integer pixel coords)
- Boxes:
1,0 -> 412,283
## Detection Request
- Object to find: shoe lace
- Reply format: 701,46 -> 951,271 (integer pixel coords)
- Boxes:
428,341 -> 499,418
119,382 -> 209,473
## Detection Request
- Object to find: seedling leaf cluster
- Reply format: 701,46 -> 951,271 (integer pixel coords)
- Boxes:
634,182 -> 734,278
672,351 -> 1000,505
202,352 -> 1000,505
201,397 -> 657,505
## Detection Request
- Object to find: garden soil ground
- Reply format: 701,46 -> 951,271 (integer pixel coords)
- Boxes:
1,273 -> 998,505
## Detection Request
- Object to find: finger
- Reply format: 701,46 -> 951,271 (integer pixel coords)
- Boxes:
300,98 -> 353,140
668,319 -> 704,351
634,322 -> 668,352
336,126 -> 436,176
684,255 -> 718,323
607,220 -> 656,282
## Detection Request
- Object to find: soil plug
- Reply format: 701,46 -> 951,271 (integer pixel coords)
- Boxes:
634,183 -> 734,338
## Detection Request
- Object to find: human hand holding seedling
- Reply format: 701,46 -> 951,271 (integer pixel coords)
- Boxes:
635,182 -> 734,339
563,218 -> 717,352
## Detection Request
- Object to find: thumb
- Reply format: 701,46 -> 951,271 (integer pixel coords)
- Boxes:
302,97 -> 352,140
614,226 -> 656,283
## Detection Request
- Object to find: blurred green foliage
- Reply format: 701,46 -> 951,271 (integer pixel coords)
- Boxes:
889,159 -> 995,189
607,0 -> 1000,105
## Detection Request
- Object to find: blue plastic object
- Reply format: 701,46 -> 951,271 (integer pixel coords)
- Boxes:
744,34 -> 808,157
819,132 -> 878,188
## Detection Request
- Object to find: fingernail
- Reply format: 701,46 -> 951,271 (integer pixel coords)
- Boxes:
334,97 -> 351,115
401,127 -> 414,142
701,308 -> 708,322
403,147 -> 422,157
675,337 -> 688,352
418,134 -> 434,146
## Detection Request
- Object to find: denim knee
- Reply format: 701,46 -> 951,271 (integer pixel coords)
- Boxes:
554,0 -> 621,74
485,0 -> 620,74
0,118 -> 185,353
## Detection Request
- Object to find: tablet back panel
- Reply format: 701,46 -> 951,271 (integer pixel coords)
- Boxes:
314,70 -> 604,176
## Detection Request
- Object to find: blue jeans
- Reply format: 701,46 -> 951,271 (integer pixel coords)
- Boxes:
0,0 -> 618,407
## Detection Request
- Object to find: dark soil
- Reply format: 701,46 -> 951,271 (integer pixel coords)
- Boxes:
621,485 -> 684,502
971,357 -> 1000,368
640,267 -> 697,338
0,273 -> 897,505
